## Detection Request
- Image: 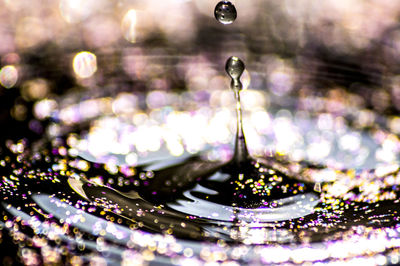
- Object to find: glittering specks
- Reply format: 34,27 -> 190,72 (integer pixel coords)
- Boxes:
2,88 -> 400,264
2,134 -> 400,263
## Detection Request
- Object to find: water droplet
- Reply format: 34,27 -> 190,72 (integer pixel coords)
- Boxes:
225,56 -> 245,80
225,56 -> 248,163
214,1 -> 237,25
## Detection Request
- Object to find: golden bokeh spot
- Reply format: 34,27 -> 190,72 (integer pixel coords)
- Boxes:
0,65 -> 18,89
73,51 -> 97,78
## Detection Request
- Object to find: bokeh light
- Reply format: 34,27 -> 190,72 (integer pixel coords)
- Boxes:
72,51 -> 97,78
59,0 -> 97,23
0,65 -> 18,88
122,9 -> 138,43
21,78 -> 49,100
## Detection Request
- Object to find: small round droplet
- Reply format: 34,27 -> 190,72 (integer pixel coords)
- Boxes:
214,1 -> 237,25
225,56 -> 245,80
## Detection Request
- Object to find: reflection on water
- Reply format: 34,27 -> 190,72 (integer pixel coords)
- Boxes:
2,107 -> 400,264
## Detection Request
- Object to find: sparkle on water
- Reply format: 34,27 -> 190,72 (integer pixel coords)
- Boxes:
3,56 -> 400,264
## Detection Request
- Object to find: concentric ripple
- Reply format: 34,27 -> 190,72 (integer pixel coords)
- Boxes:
2,92 -> 400,264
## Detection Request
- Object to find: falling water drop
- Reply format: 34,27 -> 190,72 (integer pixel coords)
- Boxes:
225,56 -> 248,164
225,56 -> 245,81
214,1 -> 237,25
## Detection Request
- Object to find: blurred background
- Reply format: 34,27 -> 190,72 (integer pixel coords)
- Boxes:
1,0 -> 400,174
2,0 -> 400,139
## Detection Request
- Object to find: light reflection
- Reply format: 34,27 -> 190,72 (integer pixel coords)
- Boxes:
268,61 -> 295,96
11,104 -> 27,121
21,78 -> 49,100
73,51 -> 97,78
33,99 -> 58,119
112,93 -> 138,114
83,15 -> 120,48
59,0 -> 97,23
15,17 -> 49,48
41,87 -> 397,171
0,65 -> 18,88
122,9 -> 137,43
